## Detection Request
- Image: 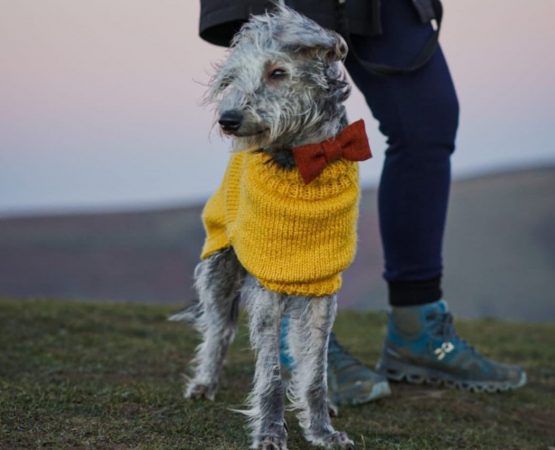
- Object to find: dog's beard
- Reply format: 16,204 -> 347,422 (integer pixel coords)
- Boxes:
231,131 -> 272,152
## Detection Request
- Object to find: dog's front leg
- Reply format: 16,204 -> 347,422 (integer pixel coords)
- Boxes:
286,295 -> 354,449
243,276 -> 287,450
180,249 -> 244,401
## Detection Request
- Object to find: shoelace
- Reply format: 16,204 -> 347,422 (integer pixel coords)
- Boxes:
427,311 -> 475,353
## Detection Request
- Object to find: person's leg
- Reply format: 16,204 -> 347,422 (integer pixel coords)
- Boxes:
342,0 -> 525,391
345,0 -> 458,302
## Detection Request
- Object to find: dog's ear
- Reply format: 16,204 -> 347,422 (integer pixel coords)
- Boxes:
273,7 -> 348,61
281,29 -> 348,62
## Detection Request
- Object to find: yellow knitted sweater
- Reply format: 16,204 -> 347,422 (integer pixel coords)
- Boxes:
200,150 -> 360,297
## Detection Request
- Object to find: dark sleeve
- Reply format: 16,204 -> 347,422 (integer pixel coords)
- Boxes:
199,0 -> 272,47
198,0 -> 383,47
410,0 -> 438,23
287,0 -> 381,37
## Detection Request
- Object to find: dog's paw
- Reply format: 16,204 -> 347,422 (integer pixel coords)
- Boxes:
184,382 -> 216,401
259,435 -> 288,450
324,431 -> 354,449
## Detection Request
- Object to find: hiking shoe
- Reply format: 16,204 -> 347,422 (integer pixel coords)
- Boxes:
280,318 -> 391,407
376,300 -> 527,392
327,332 -> 391,406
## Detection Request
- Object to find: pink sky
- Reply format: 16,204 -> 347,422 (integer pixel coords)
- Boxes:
0,0 -> 554,214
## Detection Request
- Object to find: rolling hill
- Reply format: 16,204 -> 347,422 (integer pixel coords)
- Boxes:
0,167 -> 553,321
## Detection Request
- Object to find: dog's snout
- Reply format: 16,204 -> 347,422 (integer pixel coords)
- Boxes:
218,110 -> 243,132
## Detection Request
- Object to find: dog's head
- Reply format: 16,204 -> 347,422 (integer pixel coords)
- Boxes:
207,5 -> 350,152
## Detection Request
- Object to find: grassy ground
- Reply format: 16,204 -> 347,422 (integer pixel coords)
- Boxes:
1,299 -> 554,449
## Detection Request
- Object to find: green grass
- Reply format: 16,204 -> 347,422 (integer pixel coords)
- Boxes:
1,299 -> 554,449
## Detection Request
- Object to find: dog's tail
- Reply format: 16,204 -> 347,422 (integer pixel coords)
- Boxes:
168,300 -> 201,325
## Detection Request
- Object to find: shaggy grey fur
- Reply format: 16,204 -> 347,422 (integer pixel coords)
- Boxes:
170,5 -> 355,449
170,248 -> 245,400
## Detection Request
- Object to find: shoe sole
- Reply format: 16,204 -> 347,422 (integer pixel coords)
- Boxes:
377,356 -> 527,393
331,379 -> 392,406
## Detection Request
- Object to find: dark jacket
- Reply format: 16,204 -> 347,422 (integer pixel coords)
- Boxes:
199,0 -> 438,48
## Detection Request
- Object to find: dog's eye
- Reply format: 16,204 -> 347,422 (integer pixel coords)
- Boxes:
217,74 -> 235,92
219,78 -> 232,90
269,68 -> 287,80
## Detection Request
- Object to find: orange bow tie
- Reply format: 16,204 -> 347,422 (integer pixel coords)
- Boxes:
292,119 -> 372,184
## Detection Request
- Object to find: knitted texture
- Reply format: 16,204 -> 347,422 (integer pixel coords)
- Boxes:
201,151 -> 360,297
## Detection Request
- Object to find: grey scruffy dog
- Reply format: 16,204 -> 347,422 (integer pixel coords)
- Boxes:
170,5 -> 357,449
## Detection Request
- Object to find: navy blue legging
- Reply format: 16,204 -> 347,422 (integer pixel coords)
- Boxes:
344,0 -> 460,306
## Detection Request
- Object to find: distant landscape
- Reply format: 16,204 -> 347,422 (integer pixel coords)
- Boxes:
1,167 -> 554,322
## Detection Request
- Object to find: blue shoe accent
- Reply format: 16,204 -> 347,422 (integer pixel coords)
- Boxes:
377,300 -> 527,392
386,300 -> 461,364
279,315 -> 295,370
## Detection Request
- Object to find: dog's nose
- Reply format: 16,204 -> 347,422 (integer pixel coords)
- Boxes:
218,110 -> 243,132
